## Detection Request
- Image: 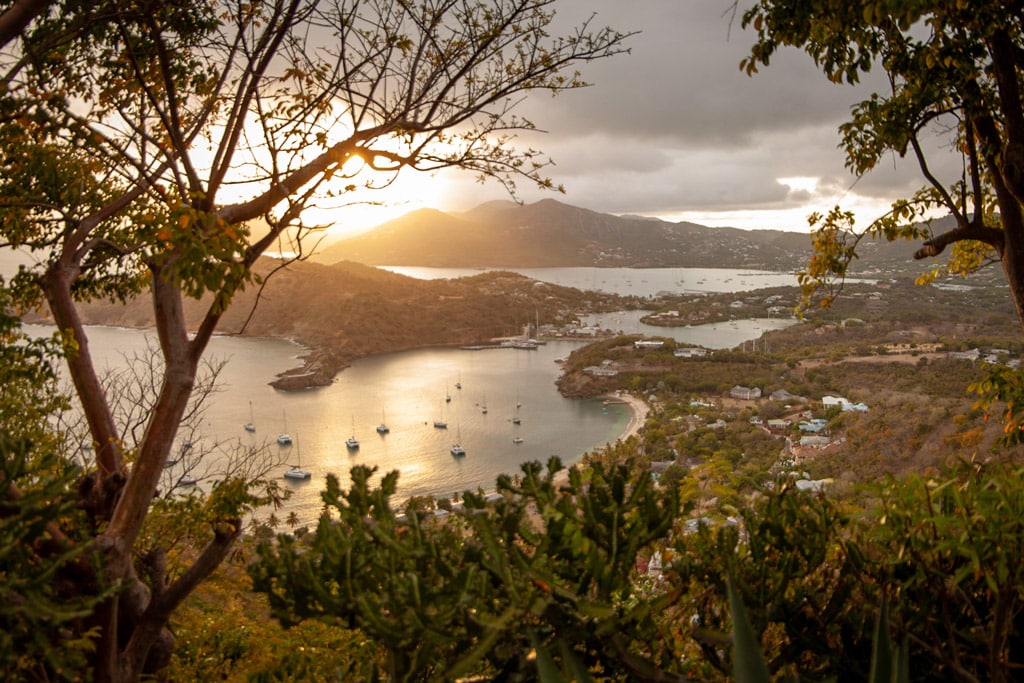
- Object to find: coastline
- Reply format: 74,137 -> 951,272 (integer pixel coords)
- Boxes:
608,392 -> 649,442
552,392 -> 647,487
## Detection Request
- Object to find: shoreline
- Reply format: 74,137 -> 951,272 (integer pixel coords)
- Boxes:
607,392 -> 649,442
552,393 -> 647,487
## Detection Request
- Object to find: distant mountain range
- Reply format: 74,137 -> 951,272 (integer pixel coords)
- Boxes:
310,198 -> 928,270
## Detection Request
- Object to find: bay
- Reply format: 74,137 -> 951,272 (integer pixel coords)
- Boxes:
578,311 -> 797,347
28,324 -> 631,524
378,265 -> 799,298
24,266 -> 799,525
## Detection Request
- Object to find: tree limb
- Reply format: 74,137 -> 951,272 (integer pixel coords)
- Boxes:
121,518 -> 242,678
913,220 -> 1004,260
0,0 -> 52,49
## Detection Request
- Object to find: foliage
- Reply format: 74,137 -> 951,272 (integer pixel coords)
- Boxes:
864,459 -> 1024,683
0,435 -> 112,682
250,456 -> 685,681
671,483 -> 871,681
166,541 -> 377,682
741,1 -> 1024,324
968,364 -> 1024,446
0,299 -> 114,681
667,457 -> 1024,682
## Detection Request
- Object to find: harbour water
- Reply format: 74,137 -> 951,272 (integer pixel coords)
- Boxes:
378,265 -> 800,298
23,266 -> 799,524
31,325 -> 632,524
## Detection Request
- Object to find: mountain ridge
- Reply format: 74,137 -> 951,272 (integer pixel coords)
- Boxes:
311,198 -> 892,270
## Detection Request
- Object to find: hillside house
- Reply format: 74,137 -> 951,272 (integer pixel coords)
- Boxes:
822,395 -> 849,409
634,340 -> 665,349
823,395 -> 869,412
799,418 -> 829,433
730,385 -> 762,400
674,347 -> 708,358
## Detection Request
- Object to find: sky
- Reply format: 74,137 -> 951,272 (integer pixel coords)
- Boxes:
323,1 -> 953,236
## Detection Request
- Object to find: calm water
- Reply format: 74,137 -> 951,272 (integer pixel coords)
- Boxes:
23,266 -> 799,524
379,265 -> 800,298
578,311 -> 797,346
29,325 -> 631,523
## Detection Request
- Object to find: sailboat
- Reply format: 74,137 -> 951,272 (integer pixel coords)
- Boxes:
277,411 -> 292,446
346,416 -> 359,450
450,424 -> 466,457
244,401 -> 256,432
376,408 -> 390,435
445,382 -> 451,403
455,372 -> 462,390
512,397 -> 521,425
481,393 -> 488,415
283,436 -> 311,480
433,401 -> 448,429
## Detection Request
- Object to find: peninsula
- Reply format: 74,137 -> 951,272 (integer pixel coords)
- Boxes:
53,258 -> 637,390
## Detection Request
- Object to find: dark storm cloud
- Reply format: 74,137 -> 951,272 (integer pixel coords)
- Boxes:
438,0 -> 947,231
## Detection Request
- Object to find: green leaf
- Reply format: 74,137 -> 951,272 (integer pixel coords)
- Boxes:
727,574 -> 771,683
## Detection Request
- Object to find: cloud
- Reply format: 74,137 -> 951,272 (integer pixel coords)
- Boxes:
338,1 -> 964,235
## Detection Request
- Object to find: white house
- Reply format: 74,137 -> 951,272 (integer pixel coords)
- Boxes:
731,385 -> 762,400
822,395 -> 850,409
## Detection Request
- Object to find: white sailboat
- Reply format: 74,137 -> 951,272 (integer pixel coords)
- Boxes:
283,436 -> 311,480
450,425 -> 466,457
376,408 -> 390,435
455,371 -> 462,390
433,400 -> 448,429
346,416 -> 359,450
244,400 -> 256,433
277,411 -> 292,446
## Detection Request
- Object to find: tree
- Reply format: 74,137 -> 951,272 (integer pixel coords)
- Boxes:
0,1 -> 632,680
251,457 -> 685,681
739,2 -> 1024,327
0,295 -> 118,680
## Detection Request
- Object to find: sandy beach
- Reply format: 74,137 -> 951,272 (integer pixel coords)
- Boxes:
551,393 -> 648,487
609,392 -> 649,442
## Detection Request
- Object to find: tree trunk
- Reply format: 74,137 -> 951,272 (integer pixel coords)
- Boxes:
66,265 -> 223,682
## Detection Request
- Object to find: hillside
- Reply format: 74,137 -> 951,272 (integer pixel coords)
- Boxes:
49,258 -> 632,390
311,198 -> 933,271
